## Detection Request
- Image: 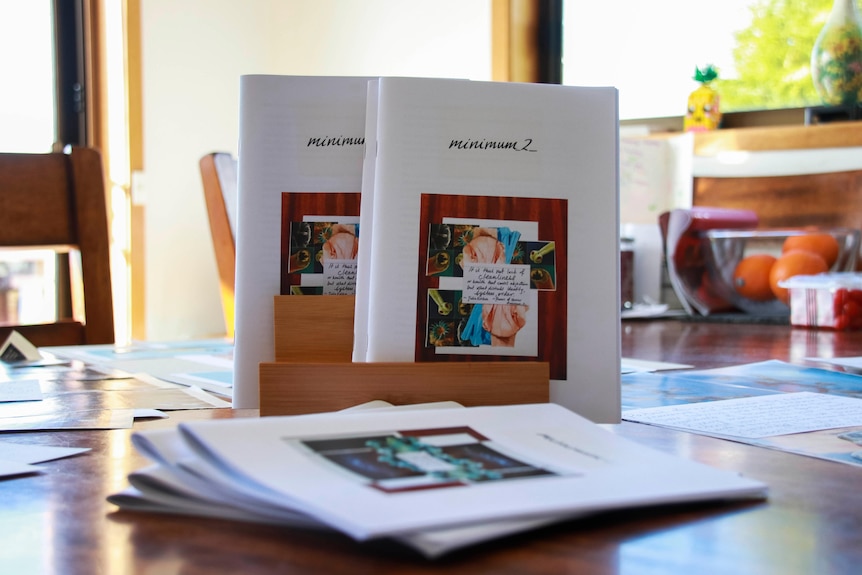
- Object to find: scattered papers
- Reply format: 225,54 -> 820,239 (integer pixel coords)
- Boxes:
620,359 -> 862,410
809,356 -> 862,371
134,409 -> 169,420
0,439 -> 91,478
158,372 -> 232,398
1,346 -> 231,432
620,358 -> 692,374
621,360 -> 862,467
0,440 -> 90,464
44,340 -> 234,394
623,392 -> 862,439
175,352 -> 233,370
0,459 -> 38,477
44,339 -> 234,364
0,383 -> 227,432
0,408 -> 135,432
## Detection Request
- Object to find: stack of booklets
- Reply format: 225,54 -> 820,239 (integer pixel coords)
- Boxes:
233,74 -> 623,423
109,402 -> 766,558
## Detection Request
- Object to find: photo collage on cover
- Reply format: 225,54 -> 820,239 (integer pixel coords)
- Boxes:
424,222 -> 555,353
416,193 -> 569,380
291,426 -> 559,494
280,192 -> 361,296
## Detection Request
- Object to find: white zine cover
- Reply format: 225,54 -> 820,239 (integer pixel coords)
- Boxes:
233,75 -> 370,408
176,403 -> 766,542
363,78 -> 621,422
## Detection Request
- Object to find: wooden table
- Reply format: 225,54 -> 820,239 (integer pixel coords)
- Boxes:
3,319 -> 862,574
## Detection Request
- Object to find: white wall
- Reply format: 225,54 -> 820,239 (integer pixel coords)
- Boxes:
139,0 -> 492,340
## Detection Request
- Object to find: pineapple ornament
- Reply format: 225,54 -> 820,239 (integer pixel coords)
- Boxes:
684,65 -> 722,132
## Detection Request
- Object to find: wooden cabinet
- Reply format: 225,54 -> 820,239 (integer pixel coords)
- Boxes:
691,122 -> 862,231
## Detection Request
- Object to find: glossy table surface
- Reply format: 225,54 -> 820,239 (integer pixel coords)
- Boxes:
3,319 -> 862,574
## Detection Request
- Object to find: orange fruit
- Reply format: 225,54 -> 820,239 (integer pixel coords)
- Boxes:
732,254 -> 777,301
782,233 -> 840,268
769,249 -> 829,304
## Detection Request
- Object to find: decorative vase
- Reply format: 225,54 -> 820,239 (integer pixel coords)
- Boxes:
811,0 -> 862,106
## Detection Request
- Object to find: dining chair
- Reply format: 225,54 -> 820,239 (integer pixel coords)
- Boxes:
0,147 -> 114,346
199,152 -> 237,339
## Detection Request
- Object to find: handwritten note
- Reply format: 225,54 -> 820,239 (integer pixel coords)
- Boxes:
622,392 -> 862,439
462,263 -> 530,305
322,260 -> 357,295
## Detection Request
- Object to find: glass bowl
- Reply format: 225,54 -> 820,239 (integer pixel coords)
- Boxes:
702,228 -> 861,315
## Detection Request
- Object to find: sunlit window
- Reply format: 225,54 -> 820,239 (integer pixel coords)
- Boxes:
562,0 -> 831,120
0,1 -> 58,327
0,0 -> 55,153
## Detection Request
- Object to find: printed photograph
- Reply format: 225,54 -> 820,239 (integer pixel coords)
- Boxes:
280,192 -> 361,295
292,426 -> 558,493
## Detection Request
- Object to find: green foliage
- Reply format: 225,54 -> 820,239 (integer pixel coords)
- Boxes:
694,65 -> 719,84
713,0 -> 834,112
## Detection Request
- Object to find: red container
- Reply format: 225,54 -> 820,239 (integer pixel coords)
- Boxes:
781,272 -> 862,330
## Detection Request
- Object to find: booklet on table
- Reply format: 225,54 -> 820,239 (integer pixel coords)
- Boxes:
109,402 -> 766,558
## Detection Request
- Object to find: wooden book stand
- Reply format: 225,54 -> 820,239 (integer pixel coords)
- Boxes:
258,295 -> 549,416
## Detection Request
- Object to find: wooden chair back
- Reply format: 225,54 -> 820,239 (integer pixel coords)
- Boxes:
199,152 -> 237,339
692,122 -> 862,230
0,147 -> 114,346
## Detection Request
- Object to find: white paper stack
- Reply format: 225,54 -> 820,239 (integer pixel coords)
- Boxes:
109,402 -> 766,558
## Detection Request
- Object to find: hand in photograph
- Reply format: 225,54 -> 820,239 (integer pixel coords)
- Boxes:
481,303 -> 529,347
462,227 -> 505,264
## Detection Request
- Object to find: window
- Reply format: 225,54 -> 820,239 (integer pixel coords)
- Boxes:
0,0 -> 56,153
0,0 -> 111,332
562,0 -> 832,120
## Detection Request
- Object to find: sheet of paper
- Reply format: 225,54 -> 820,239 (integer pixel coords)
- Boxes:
809,356 -> 862,370
0,362 -> 129,384
619,132 -> 693,225
175,352 -> 233,370
159,371 -> 233,397
0,460 -> 37,477
0,379 -> 43,402
0,407 -> 134,432
620,358 -> 693,374
0,440 -> 90,464
623,391 -> 862,439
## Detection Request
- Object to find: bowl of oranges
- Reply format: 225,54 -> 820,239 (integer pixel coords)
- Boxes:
702,228 -> 861,315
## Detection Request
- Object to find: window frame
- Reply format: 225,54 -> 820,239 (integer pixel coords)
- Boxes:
53,0 -> 87,147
